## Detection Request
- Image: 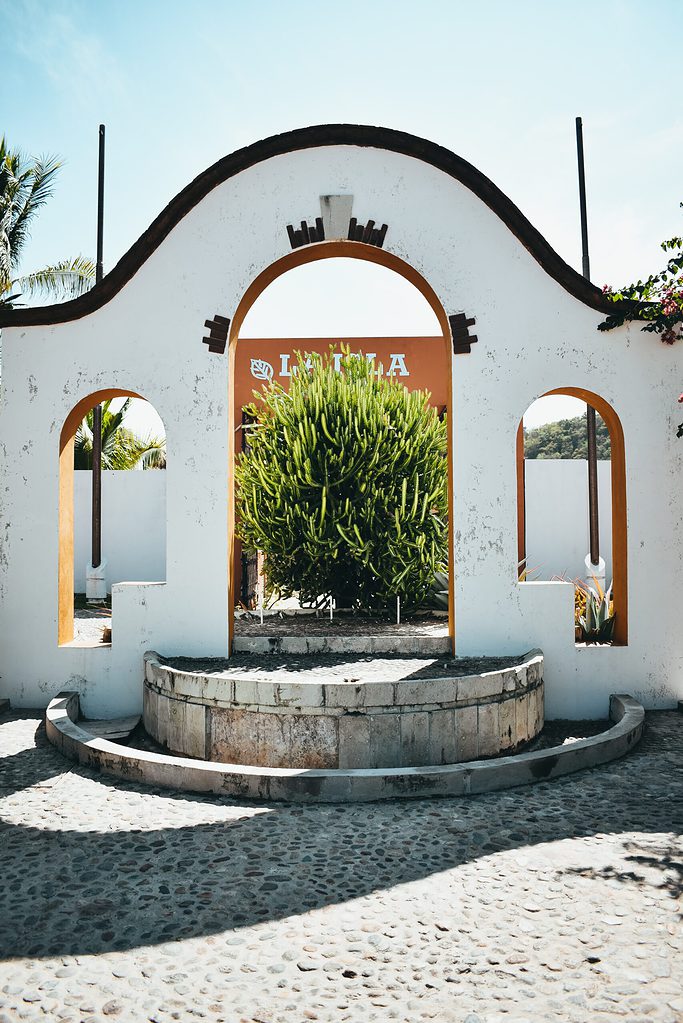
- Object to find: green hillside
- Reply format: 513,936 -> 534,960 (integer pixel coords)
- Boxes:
524,413 -> 610,459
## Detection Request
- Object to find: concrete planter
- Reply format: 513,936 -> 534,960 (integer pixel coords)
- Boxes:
142,649 -> 545,769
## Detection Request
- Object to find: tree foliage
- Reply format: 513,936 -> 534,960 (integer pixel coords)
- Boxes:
75,399 -> 166,470
0,136 -> 95,307
235,349 -> 448,610
598,202 -> 683,345
524,413 -> 610,460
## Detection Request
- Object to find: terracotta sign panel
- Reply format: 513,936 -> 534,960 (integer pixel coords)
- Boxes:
234,337 -> 447,429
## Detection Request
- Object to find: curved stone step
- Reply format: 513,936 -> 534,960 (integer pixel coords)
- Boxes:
45,692 -> 645,803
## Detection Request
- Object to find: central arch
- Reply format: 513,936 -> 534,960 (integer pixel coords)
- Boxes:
227,240 -> 456,651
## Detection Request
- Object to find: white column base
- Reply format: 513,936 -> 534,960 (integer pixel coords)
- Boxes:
584,554 -> 606,591
86,559 -> 108,602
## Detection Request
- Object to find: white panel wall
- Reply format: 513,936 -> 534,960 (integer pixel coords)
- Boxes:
71,461 -> 607,595
524,460 -> 613,583
73,471 -> 166,591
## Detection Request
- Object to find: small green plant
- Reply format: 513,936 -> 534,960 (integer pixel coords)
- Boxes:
575,579 -> 615,643
235,347 -> 449,610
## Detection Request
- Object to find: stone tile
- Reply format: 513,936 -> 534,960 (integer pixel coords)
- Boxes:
198,674 -> 234,704
357,681 -> 395,707
469,672 -> 504,700
368,712 -> 401,768
338,714 -> 371,768
427,707 -> 457,764
210,707 -> 254,764
142,683 -> 155,734
323,682 -> 365,709
286,714 -> 337,769
501,669 -> 519,693
166,697 -> 186,754
528,686 -> 543,738
499,697 -> 516,752
515,693 -> 530,745
274,682 -> 324,709
231,675 -> 259,707
255,710 -> 292,767
456,704 -> 478,761
153,690 -> 170,748
400,711 -> 429,767
477,703 -> 500,757
183,701 -> 207,759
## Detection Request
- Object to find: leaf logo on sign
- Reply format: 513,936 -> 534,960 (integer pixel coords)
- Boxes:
250,358 -> 274,381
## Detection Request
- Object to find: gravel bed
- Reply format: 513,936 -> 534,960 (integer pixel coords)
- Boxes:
73,607 -> 112,644
162,651 -> 527,681
234,611 -> 448,637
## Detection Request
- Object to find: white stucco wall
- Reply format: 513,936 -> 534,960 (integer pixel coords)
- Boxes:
524,460 -> 613,582
1,136 -> 681,720
73,471 -> 166,591
69,460 -> 608,593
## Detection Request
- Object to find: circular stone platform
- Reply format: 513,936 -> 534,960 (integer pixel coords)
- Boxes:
143,649 -> 544,769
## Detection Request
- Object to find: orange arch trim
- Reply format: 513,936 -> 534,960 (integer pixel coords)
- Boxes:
58,389 -> 143,645
227,240 -> 455,652
517,388 -> 627,646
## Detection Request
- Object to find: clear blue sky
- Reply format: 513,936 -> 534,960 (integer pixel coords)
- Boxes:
4,0 -> 682,430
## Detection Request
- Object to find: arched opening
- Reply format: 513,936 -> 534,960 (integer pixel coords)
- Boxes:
58,389 -> 167,646
227,240 -> 455,651
516,388 -> 627,645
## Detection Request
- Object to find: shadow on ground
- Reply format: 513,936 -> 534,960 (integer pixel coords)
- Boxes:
0,711 -> 681,960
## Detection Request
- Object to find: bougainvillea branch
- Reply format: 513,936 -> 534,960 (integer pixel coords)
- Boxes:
598,203 -> 683,345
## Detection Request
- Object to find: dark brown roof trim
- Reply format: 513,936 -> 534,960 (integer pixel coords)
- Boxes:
0,124 -> 616,328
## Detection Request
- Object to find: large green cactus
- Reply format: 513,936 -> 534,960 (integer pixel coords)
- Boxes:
235,348 -> 448,610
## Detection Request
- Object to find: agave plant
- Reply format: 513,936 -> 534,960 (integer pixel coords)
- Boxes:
576,578 -> 615,643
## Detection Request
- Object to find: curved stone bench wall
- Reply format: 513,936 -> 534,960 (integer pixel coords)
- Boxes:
46,692 -> 645,804
142,649 -> 544,769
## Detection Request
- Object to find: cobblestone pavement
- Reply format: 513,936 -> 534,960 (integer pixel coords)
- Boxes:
0,709 -> 681,1023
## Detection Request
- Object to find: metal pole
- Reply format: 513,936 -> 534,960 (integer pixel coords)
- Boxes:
91,124 -> 105,571
575,117 -> 590,281
576,116 -> 599,565
96,125 -> 105,285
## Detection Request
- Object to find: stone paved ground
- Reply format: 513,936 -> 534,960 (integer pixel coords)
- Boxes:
0,709 -> 681,1023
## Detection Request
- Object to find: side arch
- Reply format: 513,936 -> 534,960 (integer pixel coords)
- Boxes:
227,240 -> 455,651
516,388 -> 627,645
59,388 -> 144,645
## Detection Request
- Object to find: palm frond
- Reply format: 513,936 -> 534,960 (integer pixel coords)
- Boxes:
74,401 -> 166,471
13,256 -> 96,300
137,441 -> 167,470
8,152 -> 62,260
108,428 -> 166,470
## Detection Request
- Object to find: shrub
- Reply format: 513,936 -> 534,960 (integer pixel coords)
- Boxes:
235,348 -> 448,610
